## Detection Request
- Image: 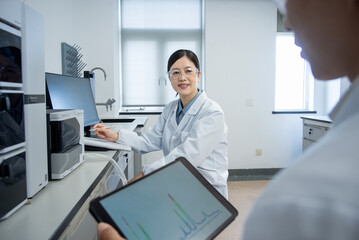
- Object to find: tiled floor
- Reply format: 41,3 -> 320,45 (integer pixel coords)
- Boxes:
215,180 -> 270,240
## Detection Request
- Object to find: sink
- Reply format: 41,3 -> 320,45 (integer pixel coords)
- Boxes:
101,118 -> 135,123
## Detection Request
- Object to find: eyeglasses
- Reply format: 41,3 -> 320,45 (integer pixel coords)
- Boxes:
168,67 -> 199,80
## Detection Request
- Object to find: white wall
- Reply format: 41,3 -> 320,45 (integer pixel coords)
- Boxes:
205,0 -> 306,169
25,0 -> 340,170
25,0 -> 120,118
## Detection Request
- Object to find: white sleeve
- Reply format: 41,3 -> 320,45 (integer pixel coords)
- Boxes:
143,108 -> 226,174
116,105 -> 171,154
164,110 -> 226,166
142,158 -> 166,175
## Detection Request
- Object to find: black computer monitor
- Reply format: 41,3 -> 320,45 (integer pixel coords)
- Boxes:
45,73 -> 100,128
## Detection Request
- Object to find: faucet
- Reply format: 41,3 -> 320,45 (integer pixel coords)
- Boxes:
90,67 -> 107,81
89,67 -> 113,111
96,98 -> 116,112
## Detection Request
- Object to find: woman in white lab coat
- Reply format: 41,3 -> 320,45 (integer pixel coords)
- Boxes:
93,49 -> 229,198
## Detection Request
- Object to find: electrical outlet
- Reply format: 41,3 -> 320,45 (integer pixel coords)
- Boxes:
246,98 -> 253,106
255,149 -> 262,156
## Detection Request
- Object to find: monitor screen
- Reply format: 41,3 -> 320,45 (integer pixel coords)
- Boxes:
45,73 -> 100,127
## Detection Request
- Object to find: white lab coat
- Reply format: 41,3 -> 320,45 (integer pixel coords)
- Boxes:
243,75 -> 359,240
117,92 -> 229,198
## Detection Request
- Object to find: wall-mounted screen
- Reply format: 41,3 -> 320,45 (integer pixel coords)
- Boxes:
45,73 -> 100,127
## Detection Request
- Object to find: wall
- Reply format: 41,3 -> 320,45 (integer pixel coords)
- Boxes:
25,0 -> 340,170
205,0 -> 305,169
25,0 -> 120,118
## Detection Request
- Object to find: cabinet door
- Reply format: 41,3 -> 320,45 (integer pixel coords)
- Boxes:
303,124 -> 329,142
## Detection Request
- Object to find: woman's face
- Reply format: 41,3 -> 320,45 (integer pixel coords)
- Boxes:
169,56 -> 201,101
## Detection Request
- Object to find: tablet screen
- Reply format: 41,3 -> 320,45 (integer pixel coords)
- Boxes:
93,158 -> 237,240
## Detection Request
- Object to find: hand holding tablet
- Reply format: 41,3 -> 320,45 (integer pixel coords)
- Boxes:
90,157 -> 238,240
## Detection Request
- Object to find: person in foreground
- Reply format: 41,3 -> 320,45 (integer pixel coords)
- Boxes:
93,49 -> 229,198
243,0 -> 359,239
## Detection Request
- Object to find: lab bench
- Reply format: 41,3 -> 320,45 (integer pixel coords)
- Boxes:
0,117 -> 147,239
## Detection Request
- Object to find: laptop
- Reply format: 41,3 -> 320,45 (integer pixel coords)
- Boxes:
90,157 -> 238,240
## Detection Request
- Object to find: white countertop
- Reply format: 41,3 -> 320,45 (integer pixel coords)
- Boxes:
100,116 -> 148,132
301,115 -> 332,123
0,152 -> 114,239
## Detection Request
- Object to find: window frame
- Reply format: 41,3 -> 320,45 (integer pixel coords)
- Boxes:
119,0 -> 205,113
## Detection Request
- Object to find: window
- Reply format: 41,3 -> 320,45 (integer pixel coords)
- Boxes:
120,0 -> 204,110
274,33 -> 314,112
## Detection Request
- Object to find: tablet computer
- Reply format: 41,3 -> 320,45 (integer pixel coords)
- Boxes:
90,157 -> 238,240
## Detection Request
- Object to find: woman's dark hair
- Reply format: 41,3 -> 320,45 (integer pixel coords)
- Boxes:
167,49 -> 200,72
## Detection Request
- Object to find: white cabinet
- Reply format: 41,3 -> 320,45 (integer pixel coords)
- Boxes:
301,116 -> 332,151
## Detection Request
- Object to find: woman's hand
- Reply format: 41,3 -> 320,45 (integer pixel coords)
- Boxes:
98,222 -> 126,240
93,124 -> 119,142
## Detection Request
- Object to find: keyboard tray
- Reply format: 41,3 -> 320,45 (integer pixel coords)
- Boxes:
84,137 -> 131,151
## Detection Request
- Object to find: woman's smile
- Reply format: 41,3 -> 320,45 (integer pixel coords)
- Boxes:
178,83 -> 190,89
